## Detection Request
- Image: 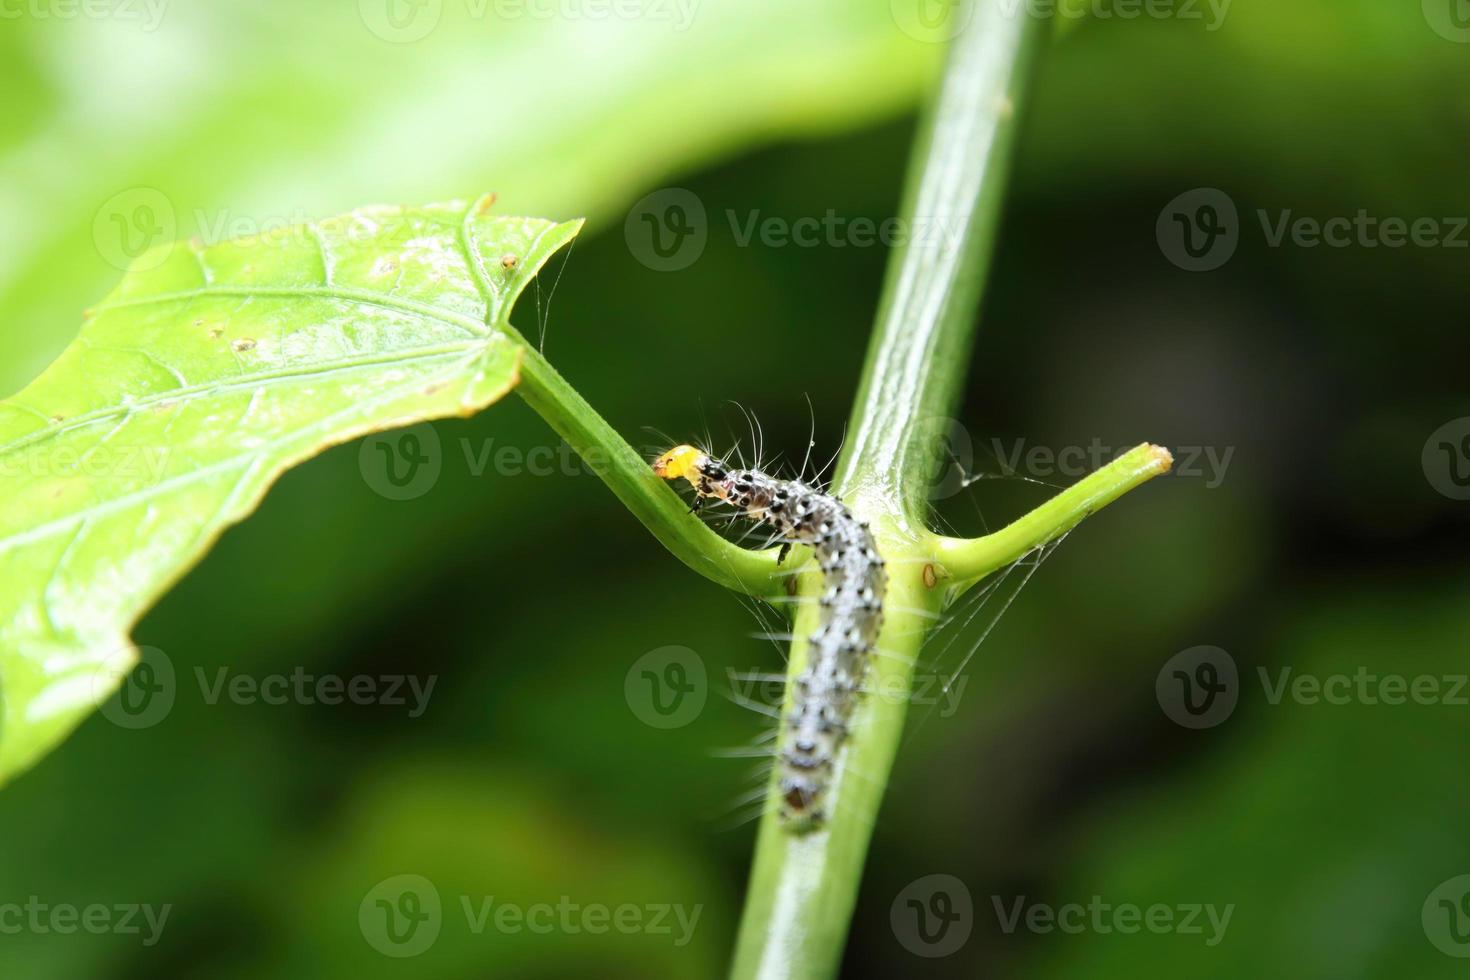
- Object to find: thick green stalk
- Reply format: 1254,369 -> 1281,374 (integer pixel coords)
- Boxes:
729,7 -> 1047,979
834,8 -> 1041,532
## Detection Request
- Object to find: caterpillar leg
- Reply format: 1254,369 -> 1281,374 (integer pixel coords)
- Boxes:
776,542 -> 792,565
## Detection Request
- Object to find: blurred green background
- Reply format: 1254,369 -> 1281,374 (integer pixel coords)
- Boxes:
2,1 -> 1468,976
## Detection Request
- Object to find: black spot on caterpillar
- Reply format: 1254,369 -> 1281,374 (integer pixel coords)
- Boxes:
654,445 -> 886,831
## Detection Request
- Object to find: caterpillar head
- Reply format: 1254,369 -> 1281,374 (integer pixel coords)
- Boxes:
652,444 -> 707,488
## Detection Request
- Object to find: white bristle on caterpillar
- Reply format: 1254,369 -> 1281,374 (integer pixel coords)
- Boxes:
654,444 -> 887,831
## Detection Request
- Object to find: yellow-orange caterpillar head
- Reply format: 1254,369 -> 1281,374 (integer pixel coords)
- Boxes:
652,444 -> 706,487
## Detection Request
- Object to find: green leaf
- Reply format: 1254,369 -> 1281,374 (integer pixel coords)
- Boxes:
0,198 -> 580,785
0,3 -> 938,396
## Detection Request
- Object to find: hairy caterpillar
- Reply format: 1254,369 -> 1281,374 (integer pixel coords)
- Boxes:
653,445 -> 887,830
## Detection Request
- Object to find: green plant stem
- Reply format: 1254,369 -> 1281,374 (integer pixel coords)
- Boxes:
509,335 -> 784,598
834,11 -> 1041,533
935,442 -> 1174,586
490,9 -> 1165,980
730,7 -> 1047,979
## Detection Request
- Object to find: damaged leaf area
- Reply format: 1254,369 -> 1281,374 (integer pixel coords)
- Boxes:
0,197 -> 581,784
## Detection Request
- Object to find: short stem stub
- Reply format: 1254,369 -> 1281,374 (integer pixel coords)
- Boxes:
934,442 -> 1174,586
